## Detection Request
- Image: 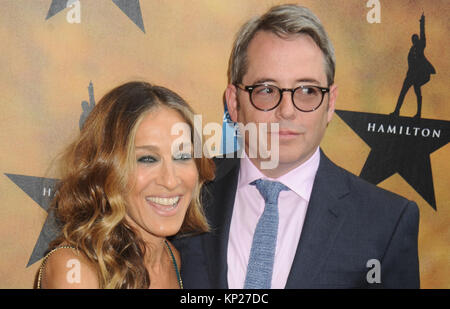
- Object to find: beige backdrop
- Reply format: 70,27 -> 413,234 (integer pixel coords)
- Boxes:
1,0 -> 448,288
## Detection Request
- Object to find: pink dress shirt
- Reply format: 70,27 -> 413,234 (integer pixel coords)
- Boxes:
227,147 -> 320,289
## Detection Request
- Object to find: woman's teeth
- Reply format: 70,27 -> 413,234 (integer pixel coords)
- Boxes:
146,196 -> 180,206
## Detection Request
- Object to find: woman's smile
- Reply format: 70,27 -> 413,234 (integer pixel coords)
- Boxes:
145,195 -> 182,216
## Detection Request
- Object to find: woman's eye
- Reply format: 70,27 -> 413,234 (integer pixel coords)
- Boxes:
137,156 -> 157,164
174,153 -> 192,161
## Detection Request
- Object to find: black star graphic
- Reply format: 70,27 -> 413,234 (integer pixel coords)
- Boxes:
46,0 -> 145,32
4,174 -> 60,266
5,82 -> 96,267
335,110 -> 449,210
112,0 -> 145,33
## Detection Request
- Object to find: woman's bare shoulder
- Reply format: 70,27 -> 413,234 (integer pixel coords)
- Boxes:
40,246 -> 99,289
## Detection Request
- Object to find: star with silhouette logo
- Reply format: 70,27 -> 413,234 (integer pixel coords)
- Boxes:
335,110 -> 449,211
46,0 -> 145,32
4,82 -> 96,267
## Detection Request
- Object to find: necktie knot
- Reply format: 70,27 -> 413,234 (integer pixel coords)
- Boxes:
250,179 -> 289,205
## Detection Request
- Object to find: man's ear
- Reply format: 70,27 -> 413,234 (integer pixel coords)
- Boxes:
225,84 -> 239,123
327,84 -> 338,123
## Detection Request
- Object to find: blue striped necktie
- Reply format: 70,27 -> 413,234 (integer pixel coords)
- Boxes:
244,179 -> 289,289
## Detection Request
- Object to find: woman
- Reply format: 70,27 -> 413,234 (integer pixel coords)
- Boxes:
37,81 -> 214,288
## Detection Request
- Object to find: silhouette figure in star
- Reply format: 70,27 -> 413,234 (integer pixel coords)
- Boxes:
79,81 -> 95,130
391,13 -> 436,119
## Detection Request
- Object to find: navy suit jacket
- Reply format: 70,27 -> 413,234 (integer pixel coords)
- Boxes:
173,150 -> 420,288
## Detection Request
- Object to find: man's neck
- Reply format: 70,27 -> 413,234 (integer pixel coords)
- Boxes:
246,149 -> 319,179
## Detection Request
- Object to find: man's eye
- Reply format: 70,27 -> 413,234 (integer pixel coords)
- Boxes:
301,87 -> 318,95
137,156 -> 157,163
174,153 -> 192,161
257,87 -> 274,95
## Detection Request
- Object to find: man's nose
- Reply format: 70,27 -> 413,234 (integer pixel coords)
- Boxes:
277,90 -> 296,120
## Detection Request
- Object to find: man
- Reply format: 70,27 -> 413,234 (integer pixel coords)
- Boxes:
175,4 -> 420,289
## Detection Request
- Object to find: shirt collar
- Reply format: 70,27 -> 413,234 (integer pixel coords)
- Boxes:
238,147 -> 320,202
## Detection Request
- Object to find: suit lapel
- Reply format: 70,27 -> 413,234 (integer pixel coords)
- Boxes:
285,150 -> 350,288
203,157 -> 240,288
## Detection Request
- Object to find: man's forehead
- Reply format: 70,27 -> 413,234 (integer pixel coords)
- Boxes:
243,31 -> 328,85
249,30 -> 319,48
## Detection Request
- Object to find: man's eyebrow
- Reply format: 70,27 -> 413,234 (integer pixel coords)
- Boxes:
252,78 -> 277,84
295,78 -> 321,85
250,78 -> 322,85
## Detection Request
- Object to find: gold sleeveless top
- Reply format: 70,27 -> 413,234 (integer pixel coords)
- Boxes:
36,242 -> 183,288
36,245 -> 77,289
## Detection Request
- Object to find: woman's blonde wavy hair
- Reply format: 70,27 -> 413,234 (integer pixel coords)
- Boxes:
48,81 -> 214,288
